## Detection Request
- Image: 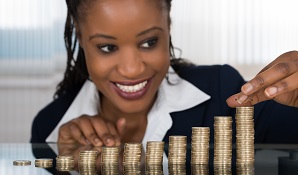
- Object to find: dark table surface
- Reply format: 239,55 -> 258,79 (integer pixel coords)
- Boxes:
1,143 -> 298,175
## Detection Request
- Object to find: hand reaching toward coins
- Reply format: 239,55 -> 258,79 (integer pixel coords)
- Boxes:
58,114 -> 126,146
227,50 -> 298,108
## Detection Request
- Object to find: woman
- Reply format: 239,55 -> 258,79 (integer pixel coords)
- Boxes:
31,0 -> 298,147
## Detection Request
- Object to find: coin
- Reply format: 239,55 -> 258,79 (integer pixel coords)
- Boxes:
13,160 -> 31,166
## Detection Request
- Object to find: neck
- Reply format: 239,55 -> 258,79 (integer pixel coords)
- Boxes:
100,98 -> 150,143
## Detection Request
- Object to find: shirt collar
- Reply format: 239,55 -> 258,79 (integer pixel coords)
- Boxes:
46,66 -> 210,143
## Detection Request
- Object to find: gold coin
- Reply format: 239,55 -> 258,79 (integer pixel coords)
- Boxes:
13,160 -> 31,166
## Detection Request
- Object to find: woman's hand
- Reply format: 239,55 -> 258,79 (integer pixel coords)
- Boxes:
58,114 -> 126,147
227,50 -> 298,108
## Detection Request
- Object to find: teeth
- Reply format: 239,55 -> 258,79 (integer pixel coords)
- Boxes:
116,81 -> 148,93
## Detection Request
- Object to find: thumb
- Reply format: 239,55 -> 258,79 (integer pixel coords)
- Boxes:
116,118 -> 126,138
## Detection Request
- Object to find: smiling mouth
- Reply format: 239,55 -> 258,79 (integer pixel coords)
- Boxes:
115,81 -> 148,93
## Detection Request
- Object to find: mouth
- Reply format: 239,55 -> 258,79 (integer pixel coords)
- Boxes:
115,81 -> 148,93
112,78 -> 152,100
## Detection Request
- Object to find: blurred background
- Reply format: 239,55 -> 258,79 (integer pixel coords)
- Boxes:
0,0 -> 298,143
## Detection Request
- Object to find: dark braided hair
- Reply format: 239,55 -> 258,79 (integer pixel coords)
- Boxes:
54,0 -> 188,99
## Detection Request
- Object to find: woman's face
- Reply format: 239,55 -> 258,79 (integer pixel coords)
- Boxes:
78,0 -> 170,114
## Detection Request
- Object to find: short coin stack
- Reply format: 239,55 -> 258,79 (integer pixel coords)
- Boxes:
101,146 -> 120,175
214,116 -> 233,166
78,150 -> 99,175
35,158 -> 53,168
123,143 -> 143,164
191,127 -> 210,164
168,136 -> 187,164
236,106 -> 255,164
13,160 -> 31,166
56,155 -> 75,171
145,141 -> 164,164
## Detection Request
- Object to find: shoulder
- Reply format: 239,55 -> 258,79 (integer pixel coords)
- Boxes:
174,64 -> 245,94
30,84 -> 82,143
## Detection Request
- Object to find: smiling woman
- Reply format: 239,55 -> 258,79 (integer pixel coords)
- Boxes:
29,0 -> 298,153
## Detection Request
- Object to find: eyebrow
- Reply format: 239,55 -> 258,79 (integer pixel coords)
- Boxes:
89,26 -> 164,41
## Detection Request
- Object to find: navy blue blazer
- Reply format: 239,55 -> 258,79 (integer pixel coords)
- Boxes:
30,64 -> 298,144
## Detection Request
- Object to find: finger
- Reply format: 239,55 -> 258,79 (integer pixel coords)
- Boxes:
116,118 -> 126,138
258,51 -> 298,74
238,62 -> 296,103
90,117 -> 115,146
106,122 -> 121,146
58,122 -> 89,145
226,93 -> 253,108
72,116 -> 104,146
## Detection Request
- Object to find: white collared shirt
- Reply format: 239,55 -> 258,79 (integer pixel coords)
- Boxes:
46,66 -> 210,168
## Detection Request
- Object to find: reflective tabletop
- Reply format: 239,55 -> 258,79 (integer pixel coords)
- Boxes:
1,143 -> 298,175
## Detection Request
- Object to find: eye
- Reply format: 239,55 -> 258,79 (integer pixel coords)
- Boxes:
140,38 -> 158,49
98,44 -> 118,53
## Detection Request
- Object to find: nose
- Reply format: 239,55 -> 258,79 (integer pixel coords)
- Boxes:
117,47 -> 145,78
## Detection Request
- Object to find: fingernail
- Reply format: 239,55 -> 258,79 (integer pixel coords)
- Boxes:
265,87 -> 278,97
237,95 -> 248,104
85,139 -> 91,145
94,138 -> 101,145
242,83 -> 253,94
106,137 -> 114,145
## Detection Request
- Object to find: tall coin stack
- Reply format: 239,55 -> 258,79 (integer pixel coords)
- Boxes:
146,163 -> 163,175
191,164 -> 209,175
123,143 -> 143,164
78,150 -> 99,175
168,135 -> 187,164
236,164 -> 255,175
168,164 -> 186,175
214,165 -> 232,175
191,127 -> 210,164
123,163 -> 141,175
56,155 -> 75,171
236,106 -> 255,164
214,116 -> 233,166
101,146 -> 120,175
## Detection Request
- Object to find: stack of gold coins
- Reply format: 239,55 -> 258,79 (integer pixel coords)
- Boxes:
56,155 -> 75,172
101,146 -> 120,164
168,164 -> 186,175
214,116 -> 233,166
101,163 -> 119,175
145,163 -> 163,175
101,146 -> 120,175
145,141 -> 164,164
191,164 -> 209,175
236,164 -> 255,175
35,158 -> 53,168
214,165 -> 232,175
123,143 -> 142,164
191,127 -> 210,164
13,160 -> 31,166
236,106 -> 255,164
78,150 -> 99,175
123,163 -> 141,175
168,135 -> 187,164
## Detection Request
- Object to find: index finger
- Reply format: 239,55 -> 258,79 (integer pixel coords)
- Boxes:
237,61 -> 296,104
